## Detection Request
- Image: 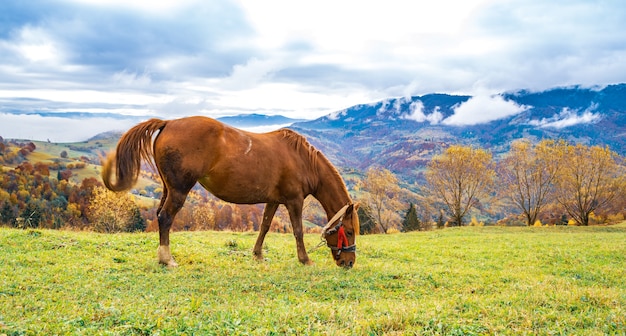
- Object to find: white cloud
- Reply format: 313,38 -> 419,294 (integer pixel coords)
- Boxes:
5,25 -> 65,64
112,70 -> 153,88
66,0 -> 198,14
0,0 -> 625,139
237,0 -> 489,52
527,105 -> 601,129
442,95 -> 528,126
327,109 -> 347,121
402,101 -> 444,124
220,57 -> 281,90
0,113 -> 138,142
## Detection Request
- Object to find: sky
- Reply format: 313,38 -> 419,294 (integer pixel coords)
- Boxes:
1,0 -> 625,141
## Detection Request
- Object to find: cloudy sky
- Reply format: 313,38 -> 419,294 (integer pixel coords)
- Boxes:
1,0 -> 625,141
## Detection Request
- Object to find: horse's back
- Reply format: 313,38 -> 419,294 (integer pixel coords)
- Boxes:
154,116 -> 310,204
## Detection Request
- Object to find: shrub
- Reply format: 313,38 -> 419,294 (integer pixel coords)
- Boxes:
88,187 -> 144,233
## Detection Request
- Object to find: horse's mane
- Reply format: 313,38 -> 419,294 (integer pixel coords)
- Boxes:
279,129 -> 348,193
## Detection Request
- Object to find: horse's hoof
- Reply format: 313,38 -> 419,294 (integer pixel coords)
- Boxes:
158,258 -> 179,267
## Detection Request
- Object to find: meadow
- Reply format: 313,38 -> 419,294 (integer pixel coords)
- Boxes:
1,225 -> 625,335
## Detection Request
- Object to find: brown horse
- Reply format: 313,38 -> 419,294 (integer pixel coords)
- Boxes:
101,116 -> 359,268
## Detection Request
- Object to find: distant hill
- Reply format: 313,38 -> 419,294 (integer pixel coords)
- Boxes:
291,83 -> 626,183
6,84 -> 625,185
217,114 -> 306,127
88,130 -> 124,141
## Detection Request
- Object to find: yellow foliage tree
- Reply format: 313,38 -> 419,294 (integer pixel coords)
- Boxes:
426,145 -> 495,226
469,216 -> 484,227
191,205 -> 215,230
88,186 -> 141,233
499,139 -> 560,226
553,143 -> 624,226
359,167 -> 404,233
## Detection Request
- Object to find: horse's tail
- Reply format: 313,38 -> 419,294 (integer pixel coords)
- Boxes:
102,118 -> 168,192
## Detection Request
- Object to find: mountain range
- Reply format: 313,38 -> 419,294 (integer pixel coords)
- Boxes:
287,84 -> 626,183
217,113 -> 306,128
4,83 -> 625,185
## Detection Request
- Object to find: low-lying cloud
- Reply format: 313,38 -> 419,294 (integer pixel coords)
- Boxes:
0,111 -> 300,143
527,105 -> 601,129
402,101 -> 444,124
442,95 -> 528,126
0,113 -> 139,142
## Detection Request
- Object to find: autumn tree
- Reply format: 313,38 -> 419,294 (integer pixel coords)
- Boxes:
498,139 -> 560,226
553,143 -> 624,226
87,186 -> 144,232
425,145 -> 495,226
57,169 -> 72,181
192,205 -> 215,230
359,167 -> 404,233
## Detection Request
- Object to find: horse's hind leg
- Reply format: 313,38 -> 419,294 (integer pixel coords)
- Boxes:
156,185 -> 168,217
253,203 -> 279,261
157,189 -> 188,267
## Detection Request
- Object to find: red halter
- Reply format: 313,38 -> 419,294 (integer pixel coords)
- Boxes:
337,226 -> 349,250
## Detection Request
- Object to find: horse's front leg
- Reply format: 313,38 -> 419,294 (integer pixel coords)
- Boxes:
286,202 -> 312,265
253,203 -> 279,261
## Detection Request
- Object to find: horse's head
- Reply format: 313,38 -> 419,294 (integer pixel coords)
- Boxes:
322,203 -> 360,269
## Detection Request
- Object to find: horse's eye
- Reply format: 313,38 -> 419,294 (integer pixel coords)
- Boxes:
346,231 -> 353,237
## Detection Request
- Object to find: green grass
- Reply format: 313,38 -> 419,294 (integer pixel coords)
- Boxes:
1,226 -> 625,335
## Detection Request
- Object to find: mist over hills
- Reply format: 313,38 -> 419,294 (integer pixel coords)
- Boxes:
290,83 -> 626,182
4,83 -> 625,184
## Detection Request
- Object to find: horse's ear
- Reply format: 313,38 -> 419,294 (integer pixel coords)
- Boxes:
347,203 -> 359,214
346,203 -> 354,214
350,203 -> 360,235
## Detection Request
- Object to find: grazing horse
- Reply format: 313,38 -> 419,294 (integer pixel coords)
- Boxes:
101,116 -> 359,268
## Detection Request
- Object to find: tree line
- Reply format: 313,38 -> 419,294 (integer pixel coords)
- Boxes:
358,139 -> 626,233
1,137 -> 624,233
0,160 -> 310,233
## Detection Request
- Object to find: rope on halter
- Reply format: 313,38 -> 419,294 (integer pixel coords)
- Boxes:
321,204 -> 350,235
308,204 -> 351,254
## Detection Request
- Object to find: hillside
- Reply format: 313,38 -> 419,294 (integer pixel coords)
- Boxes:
292,83 -> 626,182
2,83 -> 626,231
3,83 -> 625,185
0,136 -> 159,193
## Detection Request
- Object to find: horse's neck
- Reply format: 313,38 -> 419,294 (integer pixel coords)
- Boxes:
313,169 -> 351,220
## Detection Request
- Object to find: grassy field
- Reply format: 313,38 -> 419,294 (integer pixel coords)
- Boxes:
1,225 -> 625,335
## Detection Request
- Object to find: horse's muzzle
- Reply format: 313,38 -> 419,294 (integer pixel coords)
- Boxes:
338,259 -> 354,269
